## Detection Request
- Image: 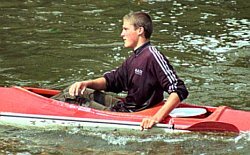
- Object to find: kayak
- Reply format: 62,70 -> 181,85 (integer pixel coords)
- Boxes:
0,86 -> 249,133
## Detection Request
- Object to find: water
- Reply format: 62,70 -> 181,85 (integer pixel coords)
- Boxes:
0,125 -> 249,155
0,0 -> 249,154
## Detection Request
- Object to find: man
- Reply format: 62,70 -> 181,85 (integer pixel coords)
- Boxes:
68,11 -> 188,130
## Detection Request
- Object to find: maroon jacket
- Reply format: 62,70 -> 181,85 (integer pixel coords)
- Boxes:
104,42 -> 188,112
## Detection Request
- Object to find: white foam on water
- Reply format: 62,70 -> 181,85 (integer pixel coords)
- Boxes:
234,132 -> 250,143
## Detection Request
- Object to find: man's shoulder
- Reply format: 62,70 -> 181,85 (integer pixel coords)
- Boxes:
143,45 -> 163,59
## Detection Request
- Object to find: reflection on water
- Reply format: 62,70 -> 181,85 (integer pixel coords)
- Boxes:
0,0 -> 250,154
177,18 -> 250,53
0,125 -> 249,155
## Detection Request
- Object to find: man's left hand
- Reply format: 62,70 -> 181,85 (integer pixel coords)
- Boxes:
140,117 -> 159,131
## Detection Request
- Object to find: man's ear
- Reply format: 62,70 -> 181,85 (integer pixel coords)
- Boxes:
138,27 -> 145,36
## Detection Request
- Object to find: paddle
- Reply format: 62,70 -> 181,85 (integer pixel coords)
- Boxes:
184,121 -> 240,133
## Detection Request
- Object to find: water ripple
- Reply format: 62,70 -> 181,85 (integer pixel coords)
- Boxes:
174,18 -> 250,53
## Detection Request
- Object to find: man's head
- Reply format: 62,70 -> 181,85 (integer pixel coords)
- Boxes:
121,11 -> 153,50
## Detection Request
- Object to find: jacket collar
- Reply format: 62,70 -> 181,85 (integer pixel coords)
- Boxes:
133,41 -> 151,56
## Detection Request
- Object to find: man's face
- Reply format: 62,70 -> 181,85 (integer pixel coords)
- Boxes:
120,19 -> 139,49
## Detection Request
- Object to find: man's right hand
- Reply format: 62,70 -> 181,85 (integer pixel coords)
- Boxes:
68,78 -> 106,97
69,81 -> 88,96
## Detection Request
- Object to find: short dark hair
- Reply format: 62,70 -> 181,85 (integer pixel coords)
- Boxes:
123,11 -> 153,39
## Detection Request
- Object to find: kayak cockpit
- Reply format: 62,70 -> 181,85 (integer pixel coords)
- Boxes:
22,86 -> 211,119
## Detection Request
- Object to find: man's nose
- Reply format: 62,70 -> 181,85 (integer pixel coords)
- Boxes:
120,30 -> 124,37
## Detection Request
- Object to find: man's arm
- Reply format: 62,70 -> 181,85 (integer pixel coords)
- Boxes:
69,77 -> 107,96
140,92 -> 180,130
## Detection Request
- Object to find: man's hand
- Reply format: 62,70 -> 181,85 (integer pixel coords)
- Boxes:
69,81 -> 87,96
140,93 -> 181,131
68,78 -> 106,96
140,117 -> 159,131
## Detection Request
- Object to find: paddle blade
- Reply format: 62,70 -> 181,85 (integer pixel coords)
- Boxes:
187,121 -> 240,133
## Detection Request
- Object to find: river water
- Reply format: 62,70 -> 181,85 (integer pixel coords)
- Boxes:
0,0 -> 249,154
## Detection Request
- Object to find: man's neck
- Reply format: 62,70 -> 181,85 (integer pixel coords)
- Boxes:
133,37 -> 149,50
133,41 -> 150,55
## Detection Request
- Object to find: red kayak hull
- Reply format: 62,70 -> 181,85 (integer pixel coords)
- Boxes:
0,86 -> 249,133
